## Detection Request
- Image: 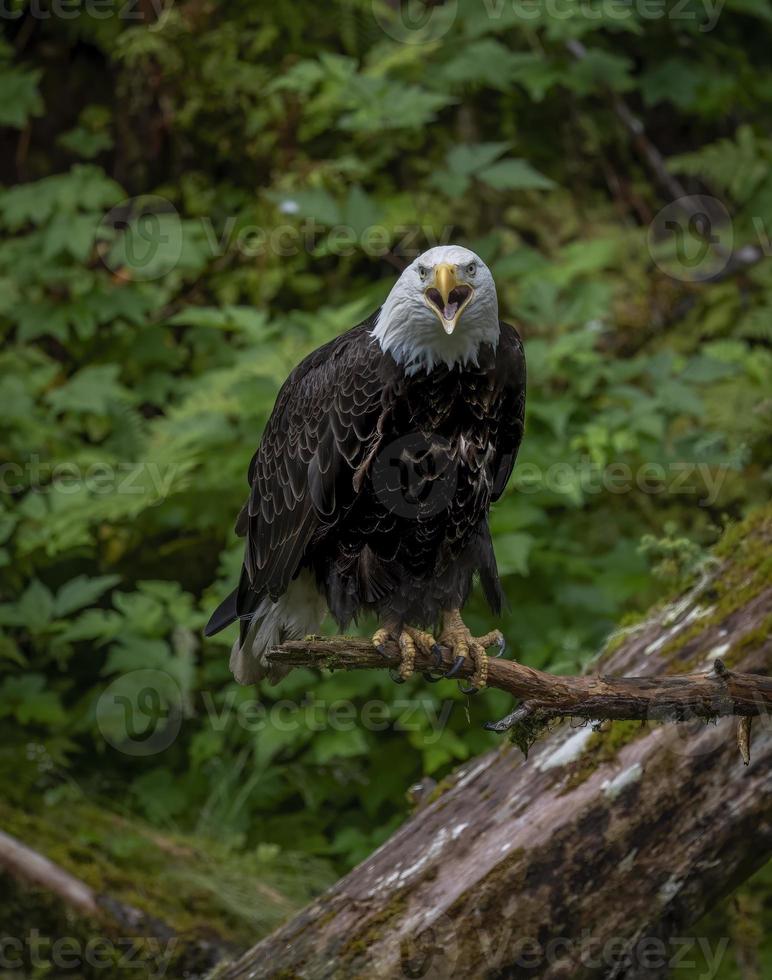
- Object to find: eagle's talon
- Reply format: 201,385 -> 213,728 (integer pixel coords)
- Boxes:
372,628 -> 390,651
398,631 -> 416,680
374,616 -> 497,687
423,646 -> 447,682
373,627 -> 402,680
469,645 -> 489,689
458,682 -> 479,695
374,624 -> 438,682
445,655 -> 466,679
436,611 -> 496,689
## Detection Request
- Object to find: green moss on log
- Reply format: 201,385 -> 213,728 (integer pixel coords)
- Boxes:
560,721 -> 649,793
338,890 -> 409,968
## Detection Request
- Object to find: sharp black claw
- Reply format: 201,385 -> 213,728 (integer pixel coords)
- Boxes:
375,643 -> 387,658
458,682 -> 479,695
493,637 -> 506,658
423,645 -> 446,682
445,655 -> 465,679
389,668 -> 406,684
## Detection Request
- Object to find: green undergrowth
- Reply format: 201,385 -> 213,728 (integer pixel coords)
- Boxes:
0,795 -> 334,975
1,878 -> 196,980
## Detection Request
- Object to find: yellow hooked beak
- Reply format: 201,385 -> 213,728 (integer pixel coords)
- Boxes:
424,263 -> 474,335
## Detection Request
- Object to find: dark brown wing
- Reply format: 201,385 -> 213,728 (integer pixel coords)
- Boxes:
490,321 -> 526,501
203,316 -> 392,637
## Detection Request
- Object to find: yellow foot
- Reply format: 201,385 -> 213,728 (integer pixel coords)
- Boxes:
372,625 -> 436,681
438,610 -> 505,691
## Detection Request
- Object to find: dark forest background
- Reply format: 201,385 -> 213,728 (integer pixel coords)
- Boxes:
0,0 -> 770,975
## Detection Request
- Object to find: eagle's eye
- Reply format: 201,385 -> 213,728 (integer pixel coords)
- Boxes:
417,264 -> 429,281
465,262 -> 477,277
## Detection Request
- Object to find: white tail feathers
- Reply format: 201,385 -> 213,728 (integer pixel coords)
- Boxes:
229,572 -> 326,685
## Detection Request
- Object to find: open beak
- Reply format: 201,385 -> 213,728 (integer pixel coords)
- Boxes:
424,263 -> 473,335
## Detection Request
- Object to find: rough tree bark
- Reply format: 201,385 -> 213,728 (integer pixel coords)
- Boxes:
219,512 -> 771,980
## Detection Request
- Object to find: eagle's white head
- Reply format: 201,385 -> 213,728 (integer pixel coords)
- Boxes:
372,245 -> 499,374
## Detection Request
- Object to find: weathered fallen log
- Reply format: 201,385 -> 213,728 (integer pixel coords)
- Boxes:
219,510 -> 771,979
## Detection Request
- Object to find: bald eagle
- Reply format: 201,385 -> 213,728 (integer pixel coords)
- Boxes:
205,245 -> 526,690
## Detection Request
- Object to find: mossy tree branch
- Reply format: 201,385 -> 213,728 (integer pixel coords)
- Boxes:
269,636 -> 770,723
268,634 -> 770,761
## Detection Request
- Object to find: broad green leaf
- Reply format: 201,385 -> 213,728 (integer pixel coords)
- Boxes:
447,143 -> 509,177
0,67 -> 43,128
478,159 -> 555,191
0,674 -> 66,725
46,365 -> 132,415
54,575 -> 121,618
17,579 -> 55,629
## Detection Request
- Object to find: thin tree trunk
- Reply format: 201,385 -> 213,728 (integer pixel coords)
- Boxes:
220,516 -> 772,980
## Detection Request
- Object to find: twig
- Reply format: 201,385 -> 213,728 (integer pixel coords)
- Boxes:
737,716 -> 753,766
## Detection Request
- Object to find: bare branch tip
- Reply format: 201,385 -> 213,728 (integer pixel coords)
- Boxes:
737,717 -> 752,766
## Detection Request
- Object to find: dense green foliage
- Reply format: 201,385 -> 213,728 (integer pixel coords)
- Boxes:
1,0 -> 770,966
